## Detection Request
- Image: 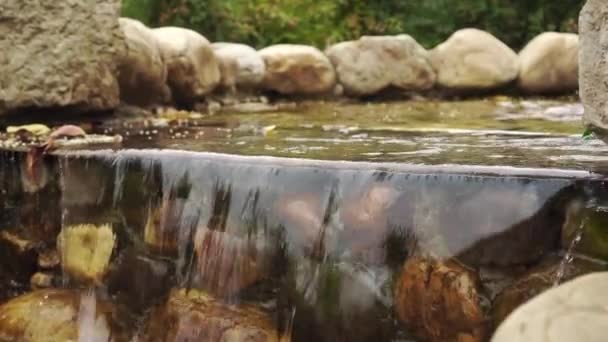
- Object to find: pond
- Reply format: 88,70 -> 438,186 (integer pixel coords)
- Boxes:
0,97 -> 607,342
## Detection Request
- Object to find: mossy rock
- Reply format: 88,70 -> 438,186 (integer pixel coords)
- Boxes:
562,209 -> 608,261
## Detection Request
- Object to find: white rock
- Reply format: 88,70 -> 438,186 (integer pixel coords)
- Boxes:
430,28 -> 519,91
258,44 -> 336,95
492,272 -> 608,342
518,32 -> 578,94
212,43 -> 266,87
326,35 -> 436,95
152,27 -> 221,105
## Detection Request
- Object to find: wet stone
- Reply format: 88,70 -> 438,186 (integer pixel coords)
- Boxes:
492,272 -> 608,342
107,249 -> 173,312
286,261 -> 395,342
274,193 -> 328,257
0,289 -> 126,342
491,255 -> 605,328
192,226 -> 267,298
562,206 -> 608,261
0,231 -> 38,291
394,257 -> 487,342
37,249 -> 60,270
30,272 -> 58,290
141,288 -> 289,342
57,223 -> 116,285
144,197 -> 189,257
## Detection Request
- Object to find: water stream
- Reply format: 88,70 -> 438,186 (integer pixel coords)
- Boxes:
0,98 -> 607,341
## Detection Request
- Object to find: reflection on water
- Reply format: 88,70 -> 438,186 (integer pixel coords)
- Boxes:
70,98 -> 608,171
0,148 -> 607,341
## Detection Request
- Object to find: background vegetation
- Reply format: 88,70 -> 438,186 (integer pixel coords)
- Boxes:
121,0 -> 584,49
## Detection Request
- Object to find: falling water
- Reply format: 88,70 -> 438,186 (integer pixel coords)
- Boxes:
552,198 -> 601,287
0,148 -> 605,341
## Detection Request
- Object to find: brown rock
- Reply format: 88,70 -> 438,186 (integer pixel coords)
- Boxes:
152,27 -> 221,105
340,183 -> 400,263
192,226 -> 265,297
30,272 -> 57,290
394,257 -> 487,342
142,288 -> 289,342
144,197 -> 186,256
118,18 -> 171,106
274,193 -> 324,254
0,289 -> 124,341
107,249 -> 173,311
38,249 -> 60,269
491,256 -> 604,327
259,45 -> 336,95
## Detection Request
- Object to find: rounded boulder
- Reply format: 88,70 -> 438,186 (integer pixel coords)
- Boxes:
430,28 -> 519,91
117,18 -> 171,107
152,27 -> 221,105
258,44 -> 336,95
212,43 -> 266,88
518,32 -> 578,94
326,35 -> 436,96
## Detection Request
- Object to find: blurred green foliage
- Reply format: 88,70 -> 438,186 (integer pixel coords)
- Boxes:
121,0 -> 583,49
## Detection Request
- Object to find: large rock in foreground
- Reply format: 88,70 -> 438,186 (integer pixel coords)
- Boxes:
518,32 -> 578,94
492,272 -> 608,342
326,35 -> 436,96
152,27 -> 221,106
430,28 -> 519,91
580,0 -> 608,139
118,18 -> 170,107
259,45 -> 336,95
0,0 -> 125,115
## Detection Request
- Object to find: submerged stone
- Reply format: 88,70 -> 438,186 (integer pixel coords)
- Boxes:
492,272 -> 608,342
491,255 -> 605,328
0,231 -> 37,300
144,197 -> 186,256
6,125 -> 50,137
0,289 -> 122,342
29,272 -> 58,290
562,207 -> 608,261
57,223 -> 116,285
142,288 -> 289,341
286,261 -> 394,342
394,257 -> 487,342
192,226 -> 266,298
107,249 -> 173,312
259,44 -> 336,95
